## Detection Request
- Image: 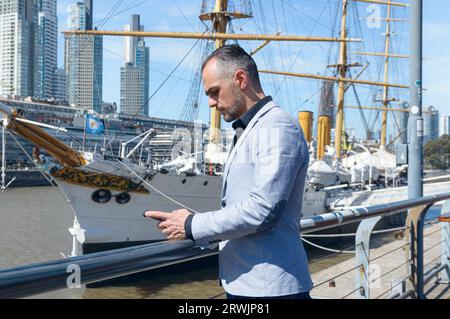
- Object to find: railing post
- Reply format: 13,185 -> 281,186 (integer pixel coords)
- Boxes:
440,200 -> 450,284
405,204 -> 429,299
355,216 -> 382,299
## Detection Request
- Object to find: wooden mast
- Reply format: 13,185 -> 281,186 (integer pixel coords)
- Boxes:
258,70 -> 409,89
208,0 -> 228,146
334,0 -> 349,159
380,0 -> 392,149
63,30 -> 361,43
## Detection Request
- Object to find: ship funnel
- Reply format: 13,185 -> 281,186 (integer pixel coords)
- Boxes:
298,111 -> 313,143
317,115 -> 331,160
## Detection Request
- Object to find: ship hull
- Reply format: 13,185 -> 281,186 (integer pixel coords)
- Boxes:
55,169 -> 450,255
57,173 -> 221,254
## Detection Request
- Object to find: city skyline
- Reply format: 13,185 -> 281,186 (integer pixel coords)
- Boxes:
56,1 -> 448,137
1,1 -> 448,140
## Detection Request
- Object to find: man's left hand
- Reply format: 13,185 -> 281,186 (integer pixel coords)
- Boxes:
144,209 -> 192,241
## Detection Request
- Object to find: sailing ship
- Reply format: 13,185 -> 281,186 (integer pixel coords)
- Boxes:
1,0 -> 449,256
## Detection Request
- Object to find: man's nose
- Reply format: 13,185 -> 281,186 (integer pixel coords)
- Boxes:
208,97 -> 218,108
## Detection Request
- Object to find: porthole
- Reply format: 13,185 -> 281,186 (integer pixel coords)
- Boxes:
92,189 -> 112,203
116,192 -> 131,204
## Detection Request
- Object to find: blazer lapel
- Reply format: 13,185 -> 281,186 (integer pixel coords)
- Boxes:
222,100 -> 277,182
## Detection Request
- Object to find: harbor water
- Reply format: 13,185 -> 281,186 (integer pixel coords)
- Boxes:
0,186 -> 440,299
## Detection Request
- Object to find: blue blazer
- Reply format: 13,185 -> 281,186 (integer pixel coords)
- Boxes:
191,100 -> 313,297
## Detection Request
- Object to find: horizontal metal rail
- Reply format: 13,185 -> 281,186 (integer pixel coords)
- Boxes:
398,289 -> 416,299
0,191 -> 449,298
0,241 -> 215,298
300,192 -> 450,234
423,264 -> 448,284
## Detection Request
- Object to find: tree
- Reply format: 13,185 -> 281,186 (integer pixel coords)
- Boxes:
424,134 -> 450,169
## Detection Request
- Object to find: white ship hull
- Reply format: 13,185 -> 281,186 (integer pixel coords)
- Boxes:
58,173 -> 221,254
57,171 -> 330,254
56,168 -> 450,256
330,181 -> 450,208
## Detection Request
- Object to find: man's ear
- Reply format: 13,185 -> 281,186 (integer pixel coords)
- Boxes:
234,69 -> 248,90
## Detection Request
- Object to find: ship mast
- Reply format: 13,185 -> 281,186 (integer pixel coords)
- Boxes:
200,0 -> 237,157
350,0 -> 409,149
261,0 -> 409,160
64,0 -> 361,169
334,0 -> 349,159
380,0 -> 392,149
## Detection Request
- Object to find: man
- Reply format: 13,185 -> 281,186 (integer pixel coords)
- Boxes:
145,44 -> 313,299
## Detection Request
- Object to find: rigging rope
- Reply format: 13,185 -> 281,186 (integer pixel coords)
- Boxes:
115,160 -> 201,214
301,237 -> 356,254
8,132 -> 72,206
130,30 -> 208,120
95,0 -> 124,30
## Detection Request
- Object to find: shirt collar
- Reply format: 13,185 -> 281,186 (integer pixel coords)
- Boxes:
232,95 -> 272,130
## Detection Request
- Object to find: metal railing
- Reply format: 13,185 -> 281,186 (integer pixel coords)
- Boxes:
0,192 -> 449,299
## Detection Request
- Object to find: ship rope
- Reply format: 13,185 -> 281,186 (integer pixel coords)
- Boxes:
131,30 -> 208,120
8,131 -> 72,207
301,237 -> 356,254
95,0 -> 124,30
302,225 -> 406,238
115,160 -> 201,214
178,40 -> 213,123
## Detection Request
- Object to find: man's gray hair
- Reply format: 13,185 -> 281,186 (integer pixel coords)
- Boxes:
201,44 -> 262,91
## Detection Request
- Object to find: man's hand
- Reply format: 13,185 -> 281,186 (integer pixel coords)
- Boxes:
144,209 -> 192,241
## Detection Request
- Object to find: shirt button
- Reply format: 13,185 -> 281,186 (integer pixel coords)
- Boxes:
221,200 -> 226,207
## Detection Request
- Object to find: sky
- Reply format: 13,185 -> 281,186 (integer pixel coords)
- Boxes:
56,0 -> 450,140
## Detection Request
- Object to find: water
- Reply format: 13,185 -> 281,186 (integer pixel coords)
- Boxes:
1,186 -> 438,299
0,186 -> 225,299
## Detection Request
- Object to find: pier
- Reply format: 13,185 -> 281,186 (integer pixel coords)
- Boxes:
310,222 -> 449,299
0,191 -> 449,299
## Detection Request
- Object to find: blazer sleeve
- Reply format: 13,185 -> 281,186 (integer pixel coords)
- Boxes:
191,112 -> 309,246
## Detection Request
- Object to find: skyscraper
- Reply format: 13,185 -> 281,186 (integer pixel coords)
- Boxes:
53,68 -> 68,102
37,0 -> 58,99
65,1 -> 103,112
423,105 -> 439,144
124,14 -> 143,65
439,114 -> 450,137
120,63 -> 142,115
120,15 -> 149,116
0,0 -> 41,98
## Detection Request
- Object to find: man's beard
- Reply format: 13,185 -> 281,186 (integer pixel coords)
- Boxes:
223,90 -> 244,122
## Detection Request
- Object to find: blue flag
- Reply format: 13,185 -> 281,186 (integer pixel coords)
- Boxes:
85,114 -> 104,134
